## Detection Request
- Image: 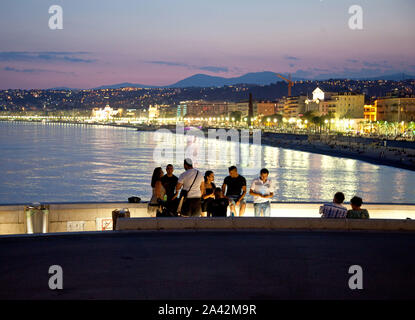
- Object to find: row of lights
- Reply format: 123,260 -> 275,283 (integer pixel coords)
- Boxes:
3,115 -> 413,128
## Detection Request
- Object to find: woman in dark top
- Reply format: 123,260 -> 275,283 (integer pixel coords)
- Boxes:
148,167 -> 166,217
201,170 -> 216,217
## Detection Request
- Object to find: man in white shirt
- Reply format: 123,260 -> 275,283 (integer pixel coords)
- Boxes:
173,158 -> 204,217
249,168 -> 274,217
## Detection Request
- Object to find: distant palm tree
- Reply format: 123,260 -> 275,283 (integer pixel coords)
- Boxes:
311,116 -> 323,133
303,111 -> 320,133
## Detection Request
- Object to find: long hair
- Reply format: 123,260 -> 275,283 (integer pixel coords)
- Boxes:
151,167 -> 163,188
204,170 -> 213,183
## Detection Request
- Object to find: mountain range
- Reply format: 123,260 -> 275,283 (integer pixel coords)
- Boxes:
51,71 -> 415,90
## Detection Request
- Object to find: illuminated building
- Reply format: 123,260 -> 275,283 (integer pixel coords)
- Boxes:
305,87 -> 336,114
364,105 -> 377,122
282,96 -> 307,119
177,102 -> 188,118
227,102 -> 251,117
184,101 -> 229,117
334,92 -> 365,119
305,87 -> 364,119
91,104 -> 120,120
148,105 -> 160,119
256,101 -> 278,117
375,96 -> 415,122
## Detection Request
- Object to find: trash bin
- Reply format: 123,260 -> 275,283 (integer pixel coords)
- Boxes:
25,203 -> 50,234
112,208 -> 130,230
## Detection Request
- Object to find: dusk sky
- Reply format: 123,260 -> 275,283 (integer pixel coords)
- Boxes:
0,0 -> 414,89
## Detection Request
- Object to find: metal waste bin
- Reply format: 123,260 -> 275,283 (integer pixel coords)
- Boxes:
24,203 -> 50,234
112,208 -> 130,230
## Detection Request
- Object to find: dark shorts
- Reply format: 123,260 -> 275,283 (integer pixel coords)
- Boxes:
181,198 -> 202,217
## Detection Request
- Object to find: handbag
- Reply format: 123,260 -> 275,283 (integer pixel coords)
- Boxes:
128,196 -> 141,203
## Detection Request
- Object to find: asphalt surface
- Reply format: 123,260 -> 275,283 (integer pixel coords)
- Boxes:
0,230 -> 414,300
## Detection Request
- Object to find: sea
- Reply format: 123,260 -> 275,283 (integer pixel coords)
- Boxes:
0,121 -> 414,204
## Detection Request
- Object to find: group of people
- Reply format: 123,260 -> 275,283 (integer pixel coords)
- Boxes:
149,158 -> 370,219
148,158 -> 275,218
320,192 -> 370,219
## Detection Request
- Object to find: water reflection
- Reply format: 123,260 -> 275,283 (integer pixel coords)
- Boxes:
0,121 -> 414,204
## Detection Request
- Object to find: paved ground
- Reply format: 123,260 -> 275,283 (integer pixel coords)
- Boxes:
0,230 -> 414,300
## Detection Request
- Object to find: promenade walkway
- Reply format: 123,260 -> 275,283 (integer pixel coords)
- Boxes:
1,229 -> 414,300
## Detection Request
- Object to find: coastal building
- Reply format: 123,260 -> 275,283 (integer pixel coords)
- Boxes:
305,87 -> 336,114
364,104 -> 377,122
182,100 -> 229,117
305,87 -> 364,119
256,101 -> 278,117
158,105 -> 177,118
319,100 -> 337,116
177,102 -> 188,118
333,92 -> 365,119
91,104 -> 120,120
282,96 -> 307,118
148,105 -> 159,119
311,87 -> 336,101
375,96 -> 415,122
126,109 -> 138,117
227,101 -> 257,117
276,99 -> 285,115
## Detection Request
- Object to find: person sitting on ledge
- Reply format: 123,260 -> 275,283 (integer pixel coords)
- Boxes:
319,192 -> 348,218
208,188 -> 229,217
347,196 -> 370,219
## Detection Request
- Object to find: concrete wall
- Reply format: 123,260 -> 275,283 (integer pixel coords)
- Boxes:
0,203 -> 146,235
1,202 -> 415,235
116,217 -> 415,232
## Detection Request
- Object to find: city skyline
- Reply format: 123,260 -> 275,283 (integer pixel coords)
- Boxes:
0,0 -> 414,89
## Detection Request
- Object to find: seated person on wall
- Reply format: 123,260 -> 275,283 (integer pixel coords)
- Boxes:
319,192 -> 348,218
201,170 -> 216,217
208,188 -> 229,217
222,166 -> 247,217
347,196 -> 370,219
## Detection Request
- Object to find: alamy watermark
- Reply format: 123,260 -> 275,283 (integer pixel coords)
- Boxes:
348,265 -> 363,290
153,124 -> 262,172
47,4 -> 362,31
349,5 -> 363,30
48,265 -> 63,290
48,5 -> 63,30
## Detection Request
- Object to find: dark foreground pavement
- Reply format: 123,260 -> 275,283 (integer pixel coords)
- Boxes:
0,230 -> 414,300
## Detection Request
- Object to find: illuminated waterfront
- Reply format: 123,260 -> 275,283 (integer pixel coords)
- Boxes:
0,121 -> 414,204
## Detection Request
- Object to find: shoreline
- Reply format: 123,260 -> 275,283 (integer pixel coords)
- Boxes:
1,118 -> 415,172
260,134 -> 415,172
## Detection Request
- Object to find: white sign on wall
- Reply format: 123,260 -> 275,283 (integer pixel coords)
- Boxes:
96,218 -> 113,231
67,221 -> 85,232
